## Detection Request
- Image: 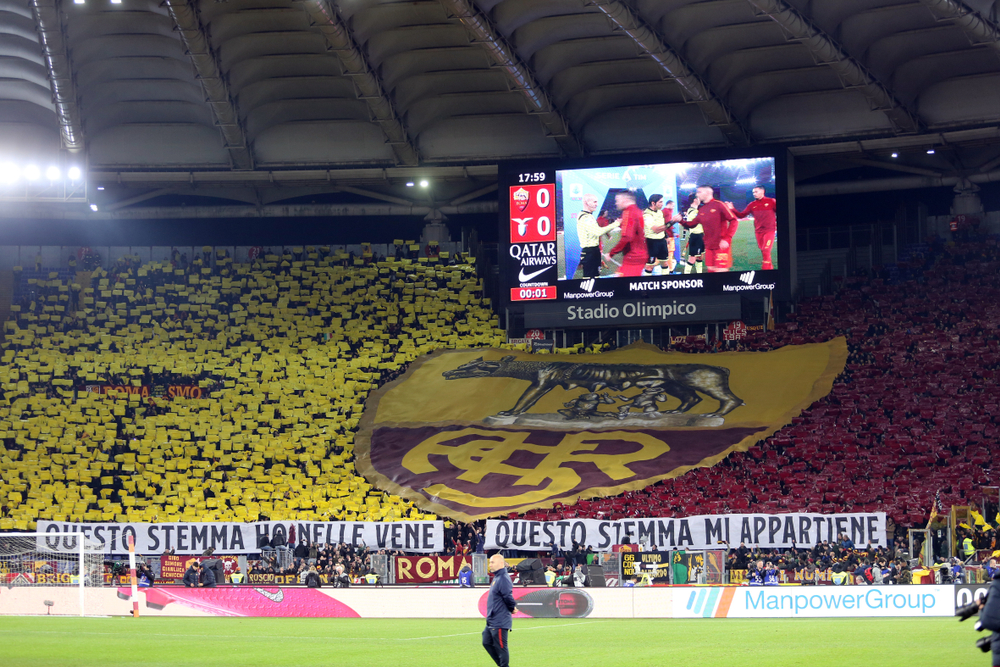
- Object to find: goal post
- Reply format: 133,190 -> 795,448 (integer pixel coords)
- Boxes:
0,532 -> 105,616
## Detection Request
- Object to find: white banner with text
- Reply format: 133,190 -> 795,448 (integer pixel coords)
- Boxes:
36,520 -> 445,555
485,513 -> 886,552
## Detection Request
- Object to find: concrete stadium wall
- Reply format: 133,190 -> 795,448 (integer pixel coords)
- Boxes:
0,585 -> 962,619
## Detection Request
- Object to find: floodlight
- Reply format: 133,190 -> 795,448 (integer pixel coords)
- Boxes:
67,167 -> 82,180
0,163 -> 19,184
24,165 -> 41,181
405,182 -> 415,187
46,166 -> 60,181
89,204 -> 99,211
419,180 -> 429,188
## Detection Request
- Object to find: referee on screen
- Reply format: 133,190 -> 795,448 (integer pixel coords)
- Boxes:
483,554 -> 516,667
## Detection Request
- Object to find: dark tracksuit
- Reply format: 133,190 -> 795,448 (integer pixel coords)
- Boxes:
978,571 -> 1000,667
483,568 -> 516,667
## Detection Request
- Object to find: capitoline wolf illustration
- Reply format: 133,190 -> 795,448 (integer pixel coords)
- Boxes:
442,356 -> 743,422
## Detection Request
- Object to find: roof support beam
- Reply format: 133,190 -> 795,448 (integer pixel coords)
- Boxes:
300,0 -> 420,166
797,169 -> 1000,196
163,0 -> 254,171
746,0 -> 922,135
450,182 -> 497,206
0,201 -> 498,220
28,0 -> 84,152
917,0 -> 1000,52
438,0 -> 584,158
591,0 -> 752,147
105,188 -> 175,212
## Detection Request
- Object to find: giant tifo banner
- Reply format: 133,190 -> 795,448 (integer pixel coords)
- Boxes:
36,520 -> 444,554
356,340 -> 848,521
484,513 -> 886,551
395,555 -> 473,583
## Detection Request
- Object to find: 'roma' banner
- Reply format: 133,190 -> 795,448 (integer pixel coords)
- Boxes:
356,340 -> 847,521
395,555 -> 473,584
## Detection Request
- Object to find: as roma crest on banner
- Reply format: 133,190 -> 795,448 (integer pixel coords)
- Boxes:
356,340 -> 847,521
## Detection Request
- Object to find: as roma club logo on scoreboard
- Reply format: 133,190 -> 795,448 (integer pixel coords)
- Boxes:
509,184 -> 558,302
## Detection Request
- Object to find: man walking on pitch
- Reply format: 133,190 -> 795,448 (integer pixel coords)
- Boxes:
483,553 -> 516,667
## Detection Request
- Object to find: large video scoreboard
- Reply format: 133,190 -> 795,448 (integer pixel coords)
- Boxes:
499,151 -> 790,326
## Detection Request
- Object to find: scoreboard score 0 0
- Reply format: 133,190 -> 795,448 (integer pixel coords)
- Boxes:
499,151 -> 789,312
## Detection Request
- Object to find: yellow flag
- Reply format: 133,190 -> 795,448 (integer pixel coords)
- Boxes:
971,509 -> 987,527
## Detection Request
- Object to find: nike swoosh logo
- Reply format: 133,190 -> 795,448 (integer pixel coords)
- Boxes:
254,588 -> 284,603
518,266 -> 552,282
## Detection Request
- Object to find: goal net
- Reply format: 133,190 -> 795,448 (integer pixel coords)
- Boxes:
0,533 -> 105,616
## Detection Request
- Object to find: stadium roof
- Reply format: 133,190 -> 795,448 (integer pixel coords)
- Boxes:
1,0 -> 1000,216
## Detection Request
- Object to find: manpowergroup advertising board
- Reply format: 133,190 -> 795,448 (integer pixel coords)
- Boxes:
0,586 -> 956,619
500,150 -> 791,321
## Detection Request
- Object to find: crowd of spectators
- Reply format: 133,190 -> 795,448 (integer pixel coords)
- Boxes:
524,234 -> 1000,533
3,232 -> 1000,577
0,245 -> 502,530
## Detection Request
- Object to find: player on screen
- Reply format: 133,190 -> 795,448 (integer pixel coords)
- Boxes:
675,185 -> 738,273
576,194 -> 621,278
603,191 -> 648,277
676,195 -> 705,274
642,194 -> 675,276
727,186 -> 777,270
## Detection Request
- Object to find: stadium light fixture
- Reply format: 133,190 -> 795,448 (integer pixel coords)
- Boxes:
680,182 -> 697,189
419,180 -> 429,188
73,0 -> 84,4
926,149 -> 935,155
110,0 -> 121,4
96,186 -> 104,190
89,204 -> 99,211
0,163 -> 19,184
405,182 -> 415,187
736,176 -> 756,185
24,165 -> 41,181
46,166 -> 60,181
891,153 -> 898,158
67,167 -> 82,180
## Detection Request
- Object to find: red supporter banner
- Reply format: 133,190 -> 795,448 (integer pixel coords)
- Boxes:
395,555 -> 472,584
164,385 -> 206,400
87,385 -> 151,397
84,385 -> 207,399
160,555 -> 240,582
0,572 -> 116,585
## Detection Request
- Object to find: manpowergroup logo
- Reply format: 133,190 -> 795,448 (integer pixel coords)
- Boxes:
563,278 -> 614,299
723,272 -> 776,292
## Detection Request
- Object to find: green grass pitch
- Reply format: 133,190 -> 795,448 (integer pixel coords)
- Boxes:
728,219 -> 771,273
0,616 -> 979,667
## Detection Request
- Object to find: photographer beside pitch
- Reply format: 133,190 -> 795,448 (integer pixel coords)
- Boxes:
958,566 -> 1000,664
483,554 -> 517,667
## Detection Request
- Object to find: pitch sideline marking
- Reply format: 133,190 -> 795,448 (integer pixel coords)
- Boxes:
0,620 -> 606,642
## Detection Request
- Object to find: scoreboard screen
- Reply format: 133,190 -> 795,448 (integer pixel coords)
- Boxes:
499,151 -> 790,310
